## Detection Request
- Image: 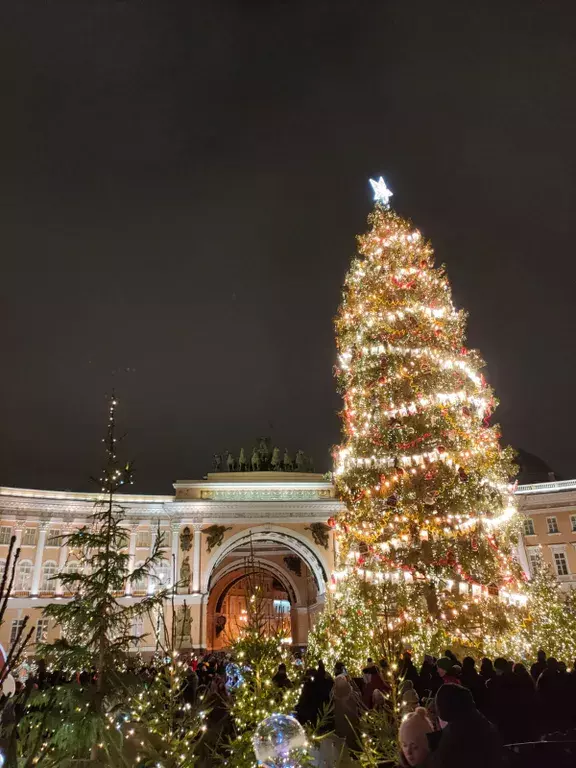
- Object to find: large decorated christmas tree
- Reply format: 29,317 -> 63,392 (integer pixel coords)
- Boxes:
310,179 -> 529,670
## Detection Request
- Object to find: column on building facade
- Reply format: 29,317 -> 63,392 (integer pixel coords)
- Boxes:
31,521 -> 50,596
13,525 -> 23,550
147,524 -> 156,594
332,530 -> 339,569
171,522 -> 180,589
55,527 -> 70,596
290,605 -> 311,646
192,524 -> 202,594
515,538 -> 531,580
125,526 -> 138,596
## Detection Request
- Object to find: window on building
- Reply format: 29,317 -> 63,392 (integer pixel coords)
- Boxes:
10,619 -> 25,644
62,560 -> 80,592
47,529 -> 61,546
22,528 -> 37,546
0,526 -> 12,546
136,530 -> 150,549
273,599 -> 291,614
40,561 -> 58,592
15,560 -> 33,592
131,616 -> 145,646
546,517 -> 559,534
523,518 -> 535,536
157,529 -> 171,549
36,618 -> 50,643
527,548 -> 541,576
131,562 -> 147,593
571,515 -> 576,533
554,552 -> 569,576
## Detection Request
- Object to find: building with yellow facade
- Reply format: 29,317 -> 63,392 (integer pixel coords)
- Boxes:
1,467 -> 574,658
0,471 -> 340,656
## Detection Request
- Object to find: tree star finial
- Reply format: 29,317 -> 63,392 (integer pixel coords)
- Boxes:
369,176 -> 393,208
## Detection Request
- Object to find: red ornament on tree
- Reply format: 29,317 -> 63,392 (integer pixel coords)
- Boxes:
327,517 -> 336,528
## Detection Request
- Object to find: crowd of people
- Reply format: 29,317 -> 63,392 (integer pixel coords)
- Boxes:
287,648 -> 576,766
3,648 -> 576,766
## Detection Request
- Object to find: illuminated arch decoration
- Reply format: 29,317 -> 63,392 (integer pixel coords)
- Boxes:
203,525 -> 329,596
209,556 -> 303,607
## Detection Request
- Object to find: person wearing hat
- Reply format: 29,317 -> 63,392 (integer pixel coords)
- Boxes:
425,684 -> 505,768
399,707 -> 434,767
331,675 -> 363,751
399,679 -> 420,717
436,656 -> 460,686
419,655 -> 441,697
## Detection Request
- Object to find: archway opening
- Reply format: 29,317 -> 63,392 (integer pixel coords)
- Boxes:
206,535 -> 321,651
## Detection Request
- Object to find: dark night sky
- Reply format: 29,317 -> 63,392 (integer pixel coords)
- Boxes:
1,0 -> 575,493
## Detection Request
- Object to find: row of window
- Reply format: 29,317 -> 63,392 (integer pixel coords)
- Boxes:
10,616 -> 145,645
10,618 -> 50,644
523,515 -> 576,537
0,526 -> 172,548
527,548 -> 571,577
0,558 -> 172,593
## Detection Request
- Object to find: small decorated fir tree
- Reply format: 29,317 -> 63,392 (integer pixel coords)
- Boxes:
516,556 -> 576,661
222,560 -> 300,767
21,394 -> 168,765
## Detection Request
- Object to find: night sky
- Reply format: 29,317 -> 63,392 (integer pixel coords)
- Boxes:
1,1 -> 575,493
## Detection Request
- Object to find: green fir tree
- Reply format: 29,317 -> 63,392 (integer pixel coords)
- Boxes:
20,394 -> 168,766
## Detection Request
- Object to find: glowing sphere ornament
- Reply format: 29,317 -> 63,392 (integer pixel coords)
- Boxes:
252,713 -> 308,768
225,661 -> 244,691
2,674 -> 15,697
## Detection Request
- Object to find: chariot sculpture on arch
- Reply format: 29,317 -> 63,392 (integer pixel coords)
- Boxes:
211,438 -> 314,473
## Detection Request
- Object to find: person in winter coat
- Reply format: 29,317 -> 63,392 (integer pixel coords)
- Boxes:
271,663 -> 293,690
460,656 -> 486,712
399,679 -> 420,717
530,648 -> 547,682
423,683 -> 506,768
419,656 -> 441,698
479,657 -> 494,685
487,657 -> 529,744
399,707 -> 434,767
331,675 -> 363,751
536,657 -> 567,735
295,668 -> 323,726
399,652 -> 421,691
436,657 -> 460,686
362,663 -> 391,708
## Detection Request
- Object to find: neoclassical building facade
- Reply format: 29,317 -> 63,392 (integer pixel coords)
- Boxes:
516,478 -> 576,588
1,470 -> 574,657
0,471 -> 341,655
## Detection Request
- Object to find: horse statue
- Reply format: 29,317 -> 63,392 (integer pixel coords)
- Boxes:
270,446 -> 281,471
251,447 -> 261,471
258,437 -> 270,469
226,451 -> 235,472
295,450 -> 306,472
238,448 -> 247,471
283,449 -> 293,471
213,453 -> 222,472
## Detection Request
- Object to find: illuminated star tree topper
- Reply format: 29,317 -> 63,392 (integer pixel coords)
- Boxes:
369,176 -> 393,208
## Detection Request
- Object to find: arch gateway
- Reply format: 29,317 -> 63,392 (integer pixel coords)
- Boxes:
0,470 -> 341,653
